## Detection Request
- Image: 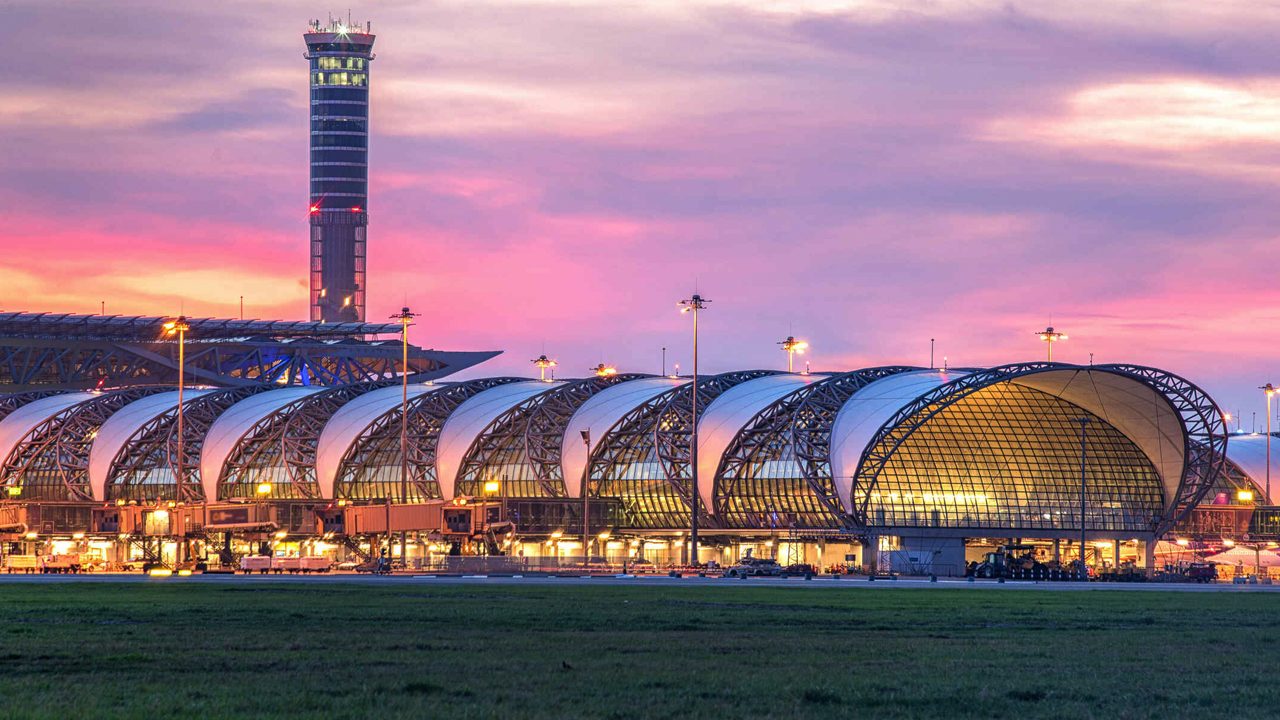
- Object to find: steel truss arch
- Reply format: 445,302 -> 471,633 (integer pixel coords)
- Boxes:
333,378 -> 524,502
591,370 -> 777,530
105,385 -> 275,503
218,382 -> 392,500
1,387 -> 173,501
0,391 -> 69,422
455,374 -> 648,499
851,362 -> 1226,535
715,367 -> 920,529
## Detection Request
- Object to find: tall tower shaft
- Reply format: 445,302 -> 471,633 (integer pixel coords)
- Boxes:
304,18 -> 375,323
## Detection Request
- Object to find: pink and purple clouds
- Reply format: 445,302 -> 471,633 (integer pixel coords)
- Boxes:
2,1 -> 1279,415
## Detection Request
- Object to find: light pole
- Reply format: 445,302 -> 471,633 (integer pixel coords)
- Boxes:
778,336 -> 808,373
1262,384 -> 1276,502
580,429 -> 592,569
391,306 -> 419,564
1077,417 -> 1090,581
163,316 -> 189,570
1035,326 -> 1067,362
532,354 -> 557,382
678,293 -> 709,566
591,363 -> 617,377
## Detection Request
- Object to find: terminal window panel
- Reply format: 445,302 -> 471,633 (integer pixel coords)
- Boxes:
862,383 -> 1163,532
717,458 -> 843,529
334,411 -> 449,503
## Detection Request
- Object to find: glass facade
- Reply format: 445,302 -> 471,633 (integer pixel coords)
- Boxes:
305,28 -> 374,323
859,383 -> 1164,532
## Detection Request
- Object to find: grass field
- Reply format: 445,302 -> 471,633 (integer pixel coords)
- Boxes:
1,582 -> 1277,719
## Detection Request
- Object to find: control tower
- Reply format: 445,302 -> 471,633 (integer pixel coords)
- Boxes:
304,17 -> 375,323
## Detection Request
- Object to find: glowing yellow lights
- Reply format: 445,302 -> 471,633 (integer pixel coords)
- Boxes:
597,530 -> 612,541
550,530 -> 564,539
483,480 -> 501,495
5,485 -> 20,497
592,363 -> 618,377
24,531 -> 37,541
336,498 -> 348,507
1035,326 -> 1067,362
177,569 -> 193,577
148,568 -> 173,578
152,509 -> 170,521
778,336 -> 810,373
1176,538 -> 1190,547
274,530 -> 288,540
162,317 -> 190,336
1238,489 -> 1255,503
532,354 -> 558,381
72,532 -> 85,540
1224,539 -> 1236,547
255,482 -> 273,497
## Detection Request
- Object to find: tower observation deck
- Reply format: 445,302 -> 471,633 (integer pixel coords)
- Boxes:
304,17 -> 375,323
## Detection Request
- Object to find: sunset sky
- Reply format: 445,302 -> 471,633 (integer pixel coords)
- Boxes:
4,1 -> 1280,417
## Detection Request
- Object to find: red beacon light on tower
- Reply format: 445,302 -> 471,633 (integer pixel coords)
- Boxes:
309,204 -> 320,214
351,206 -> 361,213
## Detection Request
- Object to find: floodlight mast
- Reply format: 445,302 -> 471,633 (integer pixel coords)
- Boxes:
391,306 -> 420,562
1035,326 -> 1067,362
778,336 -> 808,373
678,293 -> 709,566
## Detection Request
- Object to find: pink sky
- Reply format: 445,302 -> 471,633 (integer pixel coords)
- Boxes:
3,1 -> 1280,417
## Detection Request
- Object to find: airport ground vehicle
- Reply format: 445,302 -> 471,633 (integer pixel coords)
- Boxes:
724,557 -> 784,578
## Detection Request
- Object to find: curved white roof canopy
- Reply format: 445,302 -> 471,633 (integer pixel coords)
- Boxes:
695,374 -> 823,513
562,377 -> 687,497
0,392 -> 97,474
829,370 -> 962,509
1011,370 -> 1184,510
88,390 -> 212,501
435,381 -> 562,500
315,384 -> 441,499
1220,434 -> 1280,501
199,387 -> 323,502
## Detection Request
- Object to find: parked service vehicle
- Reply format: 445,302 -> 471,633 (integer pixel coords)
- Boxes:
239,556 -> 273,574
724,557 -> 784,578
41,554 -> 82,574
5,555 -> 39,574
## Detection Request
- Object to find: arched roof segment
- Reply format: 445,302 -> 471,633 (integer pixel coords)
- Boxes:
436,381 -> 563,500
696,374 -> 824,513
200,387 -> 323,502
846,363 -> 1226,533
562,377 -> 687,497
0,393 -> 97,473
830,370 -> 962,509
315,384 -> 440,498
88,390 -> 212,501
1222,434 -> 1280,502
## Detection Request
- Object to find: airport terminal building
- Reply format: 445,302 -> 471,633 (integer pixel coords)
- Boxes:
0,320 -> 1265,574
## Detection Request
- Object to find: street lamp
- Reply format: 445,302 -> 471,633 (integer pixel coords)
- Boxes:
1035,326 -> 1067,362
532,354 -> 557,382
391,306 -> 420,564
678,293 -> 709,566
1261,383 -> 1277,502
162,316 -> 190,570
1076,417 -> 1090,580
778,336 -> 809,373
591,363 -> 617,377
580,429 -> 592,569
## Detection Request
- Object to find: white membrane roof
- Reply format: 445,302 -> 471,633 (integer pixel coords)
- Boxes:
199,387 -> 323,502
829,370 -> 961,509
562,377 -> 687,497
88,390 -> 212,501
1223,434 -> 1280,501
0,392 -> 96,471
315,384 -> 440,498
696,374 -> 824,513
435,381 -> 562,500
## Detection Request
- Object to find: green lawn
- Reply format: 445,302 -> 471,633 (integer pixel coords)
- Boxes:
0,581 -> 1276,719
